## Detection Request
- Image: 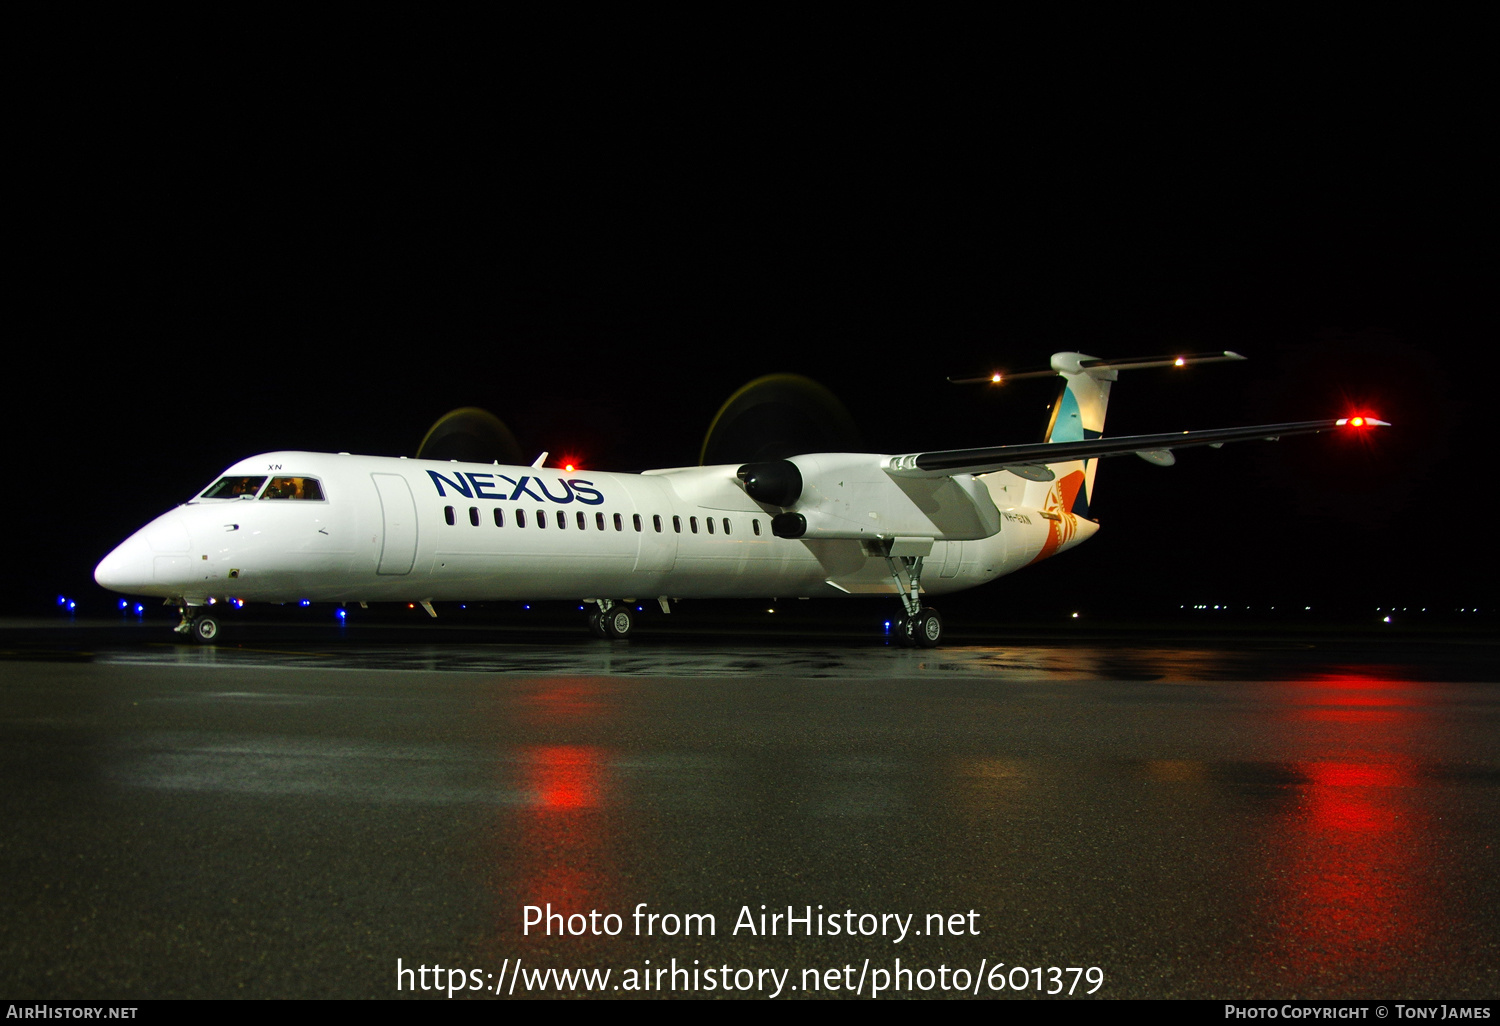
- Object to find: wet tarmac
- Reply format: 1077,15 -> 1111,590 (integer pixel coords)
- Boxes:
2,620 -> 1497,999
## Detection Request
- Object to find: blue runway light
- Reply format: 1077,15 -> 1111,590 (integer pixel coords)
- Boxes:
134,604 -> 144,615
336,608 -> 347,621
119,599 -> 128,610
299,599 -> 311,607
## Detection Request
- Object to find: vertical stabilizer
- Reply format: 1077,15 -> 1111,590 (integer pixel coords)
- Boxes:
957,350 -> 1246,520
1022,352 -> 1115,518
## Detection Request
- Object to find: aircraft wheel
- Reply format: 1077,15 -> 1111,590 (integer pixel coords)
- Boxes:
604,607 -> 634,639
892,614 -> 913,646
587,610 -> 608,638
191,615 -> 220,644
909,607 -> 942,648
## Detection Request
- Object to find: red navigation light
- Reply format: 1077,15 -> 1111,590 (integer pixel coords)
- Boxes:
1349,416 -> 1366,427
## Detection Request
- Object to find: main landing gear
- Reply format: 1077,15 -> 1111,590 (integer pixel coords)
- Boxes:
887,554 -> 943,648
587,600 -> 635,640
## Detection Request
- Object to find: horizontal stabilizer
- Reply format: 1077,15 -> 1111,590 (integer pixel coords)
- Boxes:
948,351 -> 1245,385
886,417 -> 1388,478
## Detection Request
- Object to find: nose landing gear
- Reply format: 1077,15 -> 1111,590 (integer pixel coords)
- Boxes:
175,605 -> 221,644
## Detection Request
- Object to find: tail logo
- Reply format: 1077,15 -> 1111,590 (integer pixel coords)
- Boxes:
1027,470 -> 1085,565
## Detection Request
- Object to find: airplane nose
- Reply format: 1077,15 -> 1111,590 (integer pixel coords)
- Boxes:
95,509 -> 195,595
94,532 -> 156,593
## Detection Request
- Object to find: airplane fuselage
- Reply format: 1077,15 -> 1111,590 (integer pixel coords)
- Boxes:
94,451 -> 1091,609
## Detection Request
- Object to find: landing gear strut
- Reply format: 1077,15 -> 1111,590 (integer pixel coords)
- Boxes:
886,555 -> 943,648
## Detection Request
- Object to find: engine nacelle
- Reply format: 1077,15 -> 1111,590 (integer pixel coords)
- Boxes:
740,452 -> 1003,542
737,460 -> 803,508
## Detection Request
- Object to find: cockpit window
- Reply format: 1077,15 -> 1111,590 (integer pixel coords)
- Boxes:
200,476 -> 267,499
260,476 -> 325,500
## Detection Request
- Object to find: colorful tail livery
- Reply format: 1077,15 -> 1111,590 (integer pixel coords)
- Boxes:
97,352 -> 1386,647
950,351 -> 1249,519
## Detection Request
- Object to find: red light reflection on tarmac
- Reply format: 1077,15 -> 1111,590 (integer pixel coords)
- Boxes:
508,682 -> 619,935
520,680 -> 611,722
1255,670 -> 1434,985
527,744 -> 605,811
516,744 -> 616,917
1295,670 -> 1410,726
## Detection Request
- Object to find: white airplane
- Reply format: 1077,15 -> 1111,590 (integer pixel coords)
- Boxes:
94,352 -> 1386,646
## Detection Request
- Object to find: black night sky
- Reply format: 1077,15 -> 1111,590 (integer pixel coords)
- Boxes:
10,59 -> 1491,623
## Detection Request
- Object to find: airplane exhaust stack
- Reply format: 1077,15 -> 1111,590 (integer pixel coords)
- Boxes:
737,460 -> 803,507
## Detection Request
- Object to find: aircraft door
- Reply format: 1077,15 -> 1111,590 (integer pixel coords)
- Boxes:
372,473 -> 418,575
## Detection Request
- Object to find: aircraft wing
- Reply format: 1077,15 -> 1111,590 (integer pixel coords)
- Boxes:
884,417 -> 1388,479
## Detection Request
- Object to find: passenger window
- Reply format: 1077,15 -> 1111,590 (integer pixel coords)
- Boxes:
706,517 -> 714,535
517,509 -> 527,528
577,511 -> 587,530
201,476 -> 266,500
557,510 -> 566,529
537,510 -> 546,528
494,508 -> 504,527
445,506 -> 455,526
260,476 -> 324,500
653,514 -> 662,533
613,513 -> 623,532
469,507 -> 480,526
723,518 -> 731,535
753,519 -> 761,536
633,514 -> 642,532
673,516 -> 682,533
595,512 -> 605,531
690,517 -> 699,534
